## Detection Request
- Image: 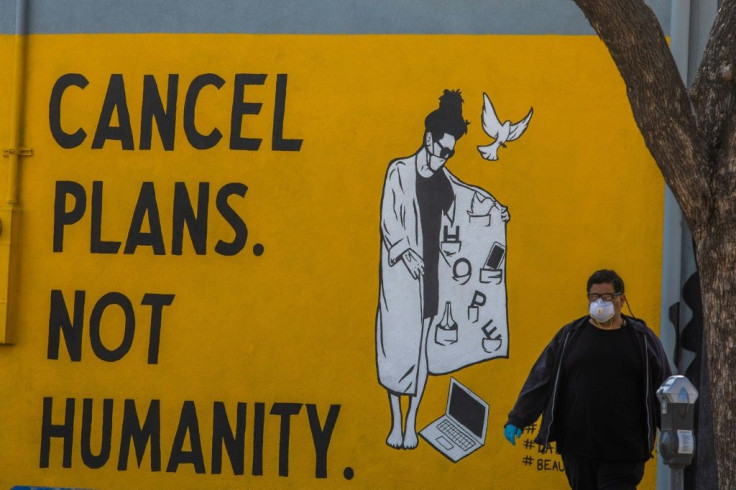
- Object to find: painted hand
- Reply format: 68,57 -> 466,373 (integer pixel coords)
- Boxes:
504,424 -> 522,445
400,249 -> 425,279
498,205 -> 510,222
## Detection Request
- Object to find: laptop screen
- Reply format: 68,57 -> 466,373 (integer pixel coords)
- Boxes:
448,382 -> 487,438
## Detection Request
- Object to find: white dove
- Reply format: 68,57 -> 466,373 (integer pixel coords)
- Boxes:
477,93 -> 533,161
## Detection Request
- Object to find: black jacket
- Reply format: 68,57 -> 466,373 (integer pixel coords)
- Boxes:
505,315 -> 672,456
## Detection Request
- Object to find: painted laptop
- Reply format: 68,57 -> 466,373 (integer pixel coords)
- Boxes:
420,378 -> 489,462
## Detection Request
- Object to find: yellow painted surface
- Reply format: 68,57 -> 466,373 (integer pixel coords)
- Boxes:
0,34 -> 663,488
0,35 -> 12,196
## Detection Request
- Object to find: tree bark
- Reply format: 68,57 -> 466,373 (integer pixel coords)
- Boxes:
572,0 -> 736,487
691,0 -> 736,182
694,220 -> 736,490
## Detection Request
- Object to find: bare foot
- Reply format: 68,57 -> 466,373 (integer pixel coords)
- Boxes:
386,426 -> 403,448
403,430 -> 418,449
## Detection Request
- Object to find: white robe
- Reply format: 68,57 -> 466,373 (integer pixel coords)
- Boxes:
376,155 -> 502,395
376,156 -> 425,395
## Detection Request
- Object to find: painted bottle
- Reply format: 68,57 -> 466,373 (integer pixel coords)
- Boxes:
435,301 -> 458,346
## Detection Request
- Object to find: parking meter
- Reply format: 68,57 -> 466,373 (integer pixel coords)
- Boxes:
656,375 -> 698,469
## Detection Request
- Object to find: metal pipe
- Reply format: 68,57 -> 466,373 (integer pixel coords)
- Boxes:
660,0 -> 692,376
0,0 -> 29,343
7,0 -> 29,205
670,0 -> 691,80
658,3 -> 691,488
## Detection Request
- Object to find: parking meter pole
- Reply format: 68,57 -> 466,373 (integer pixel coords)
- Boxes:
656,376 -> 698,490
670,468 -> 683,490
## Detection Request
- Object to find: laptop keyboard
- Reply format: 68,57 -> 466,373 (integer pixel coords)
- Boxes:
437,419 -> 477,450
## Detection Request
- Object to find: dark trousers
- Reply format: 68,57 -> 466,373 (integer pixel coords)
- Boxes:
560,453 -> 646,490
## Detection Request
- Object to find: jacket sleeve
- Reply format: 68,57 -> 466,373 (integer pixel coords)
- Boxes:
506,330 -> 565,429
647,327 -> 673,429
380,163 -> 413,265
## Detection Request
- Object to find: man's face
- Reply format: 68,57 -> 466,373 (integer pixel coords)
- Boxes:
587,282 -> 625,320
425,132 -> 457,171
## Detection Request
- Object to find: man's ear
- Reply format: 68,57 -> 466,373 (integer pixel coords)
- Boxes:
425,132 -> 432,147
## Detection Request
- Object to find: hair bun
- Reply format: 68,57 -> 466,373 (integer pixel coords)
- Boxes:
424,89 -> 469,139
438,89 -> 464,114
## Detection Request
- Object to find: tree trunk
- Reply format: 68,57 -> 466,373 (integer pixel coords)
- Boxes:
571,0 -> 736,487
694,222 -> 736,489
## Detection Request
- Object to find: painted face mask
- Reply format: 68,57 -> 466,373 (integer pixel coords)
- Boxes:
589,298 -> 615,323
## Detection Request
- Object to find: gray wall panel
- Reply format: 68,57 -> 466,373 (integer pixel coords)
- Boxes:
1,0 -> 17,33
0,0 -> 671,35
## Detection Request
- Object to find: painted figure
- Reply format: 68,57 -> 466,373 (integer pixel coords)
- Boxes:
376,90 -> 510,449
504,269 -> 671,489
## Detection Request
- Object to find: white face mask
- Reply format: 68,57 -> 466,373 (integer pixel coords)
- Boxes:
589,298 -> 615,323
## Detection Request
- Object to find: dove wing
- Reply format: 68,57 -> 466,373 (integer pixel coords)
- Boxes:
481,93 -> 503,139
507,107 -> 533,141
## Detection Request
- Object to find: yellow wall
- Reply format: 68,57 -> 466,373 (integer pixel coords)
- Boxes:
0,33 -> 663,488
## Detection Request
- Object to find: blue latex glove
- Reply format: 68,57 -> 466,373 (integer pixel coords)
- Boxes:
504,424 -> 522,445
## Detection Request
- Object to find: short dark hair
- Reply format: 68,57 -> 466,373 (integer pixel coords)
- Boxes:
587,269 -> 624,294
424,89 -> 470,141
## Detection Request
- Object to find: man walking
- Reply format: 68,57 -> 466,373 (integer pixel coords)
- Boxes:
504,269 -> 671,489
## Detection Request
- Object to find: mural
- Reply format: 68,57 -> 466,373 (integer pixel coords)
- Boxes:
376,90 -> 529,456
0,25 -> 668,488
